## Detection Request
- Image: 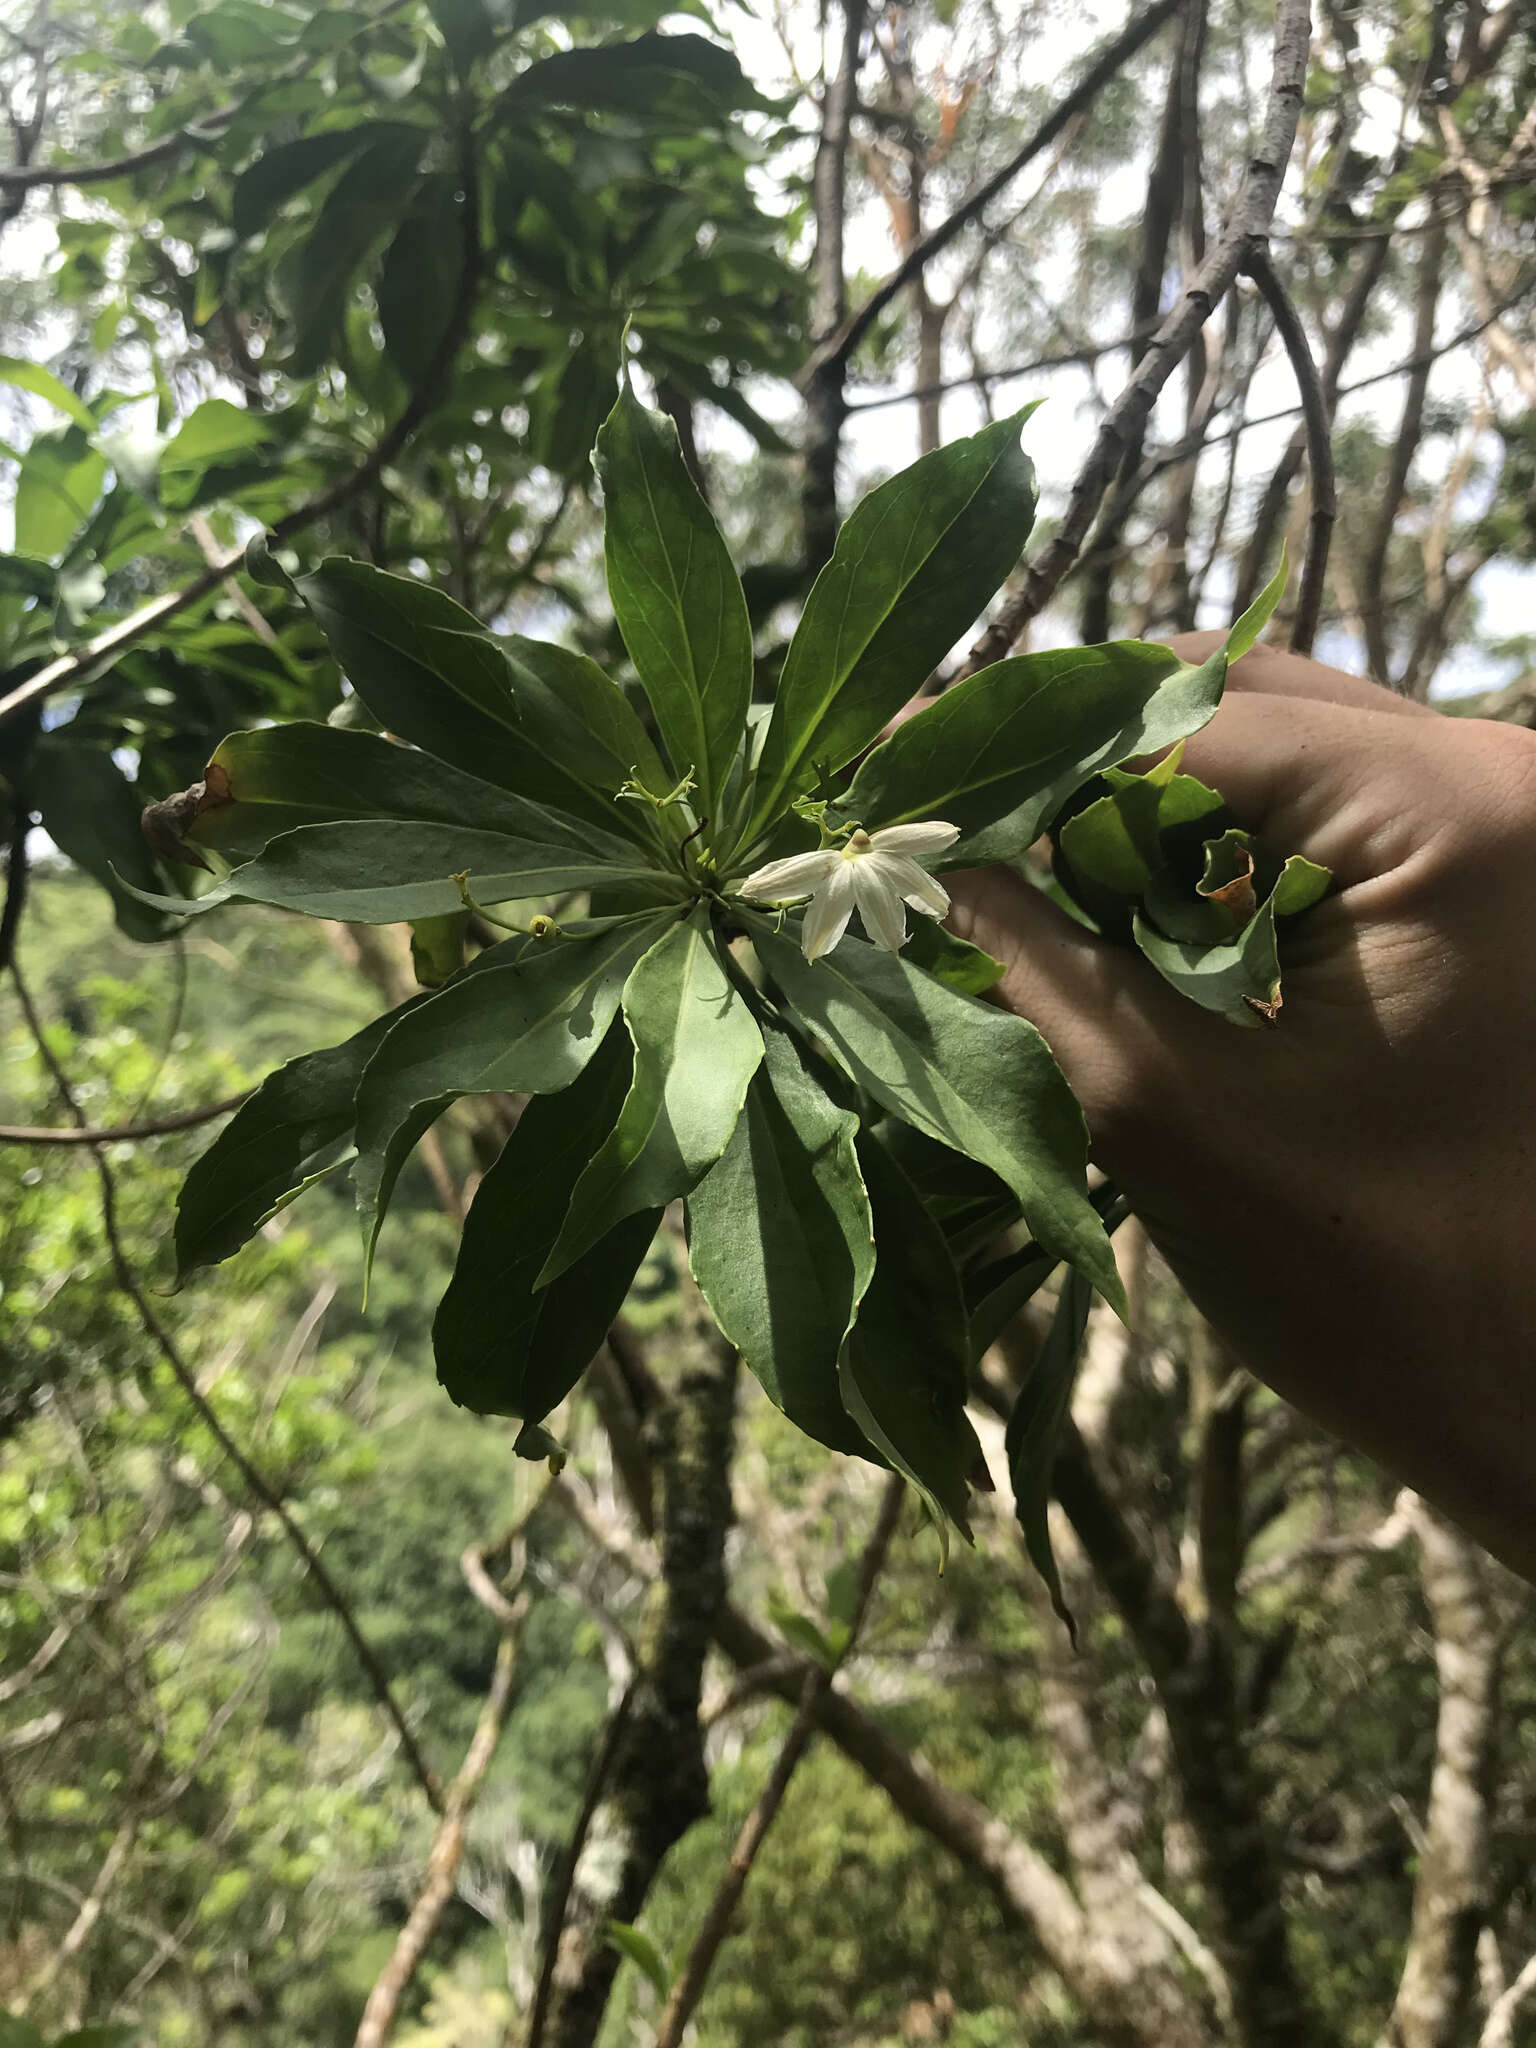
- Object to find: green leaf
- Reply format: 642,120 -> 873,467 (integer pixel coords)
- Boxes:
1132,851 -> 1330,1027
233,126 -> 414,240
901,916 -> 1003,995
222,819 -> 668,924
30,740 -> 184,943
353,916 -> 673,1259
744,408 -> 1038,843
501,32 -> 752,115
158,398 -> 275,511
594,378 -> 752,816
0,354 -> 96,432
186,721 -> 591,861
499,634 -> 671,803
966,1185 -> 1129,1361
175,1004 -> 415,1280
687,1021 -> 875,1455
0,552 -> 56,602
434,1026 -> 660,1421
409,912 -> 466,987
293,559 -> 659,843
280,132 -> 426,373
605,1920 -> 672,2001
378,174 -> 465,380
1057,768 -> 1229,900
15,425 -> 107,559
873,1119 -> 1018,1258
843,552 -> 1289,866
539,912 -> 763,1283
840,1133 -> 980,1551
1006,1268 -> 1092,1640
751,924 -> 1122,1312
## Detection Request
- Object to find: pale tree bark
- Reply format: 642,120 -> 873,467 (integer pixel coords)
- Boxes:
1381,1498 -> 1502,2048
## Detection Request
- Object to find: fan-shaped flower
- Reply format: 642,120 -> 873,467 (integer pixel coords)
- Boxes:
737,821 -> 961,961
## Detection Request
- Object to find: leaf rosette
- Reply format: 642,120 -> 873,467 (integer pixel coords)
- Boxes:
152,374 -> 1322,1577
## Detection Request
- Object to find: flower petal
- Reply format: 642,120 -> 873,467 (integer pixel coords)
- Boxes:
868,821 -> 960,860
875,852 -> 950,918
801,862 -> 858,960
737,848 -> 841,903
852,862 -> 908,952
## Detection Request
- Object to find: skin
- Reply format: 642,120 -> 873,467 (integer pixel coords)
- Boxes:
945,637 -> 1536,1583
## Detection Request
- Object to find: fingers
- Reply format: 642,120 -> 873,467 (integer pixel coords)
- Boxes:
1173,690 -> 1442,886
1161,632 -> 1434,720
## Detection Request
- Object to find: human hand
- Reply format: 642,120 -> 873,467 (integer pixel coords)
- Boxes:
948,638 -> 1536,1580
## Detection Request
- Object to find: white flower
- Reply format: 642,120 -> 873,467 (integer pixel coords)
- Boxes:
736,821 -> 961,961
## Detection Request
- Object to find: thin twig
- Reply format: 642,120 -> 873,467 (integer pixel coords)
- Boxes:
0,1090 -> 251,1145
352,1501 -> 551,2048
6,961 -> 445,1816
0,107 -> 242,190
0,111 -> 483,734
522,1678 -> 638,2048
649,1474 -> 906,2048
799,0 -> 1185,390
1240,246 -> 1335,656
959,0 -> 1313,673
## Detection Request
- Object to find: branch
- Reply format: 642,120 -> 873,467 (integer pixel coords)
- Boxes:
1384,1497 -> 1501,2048
800,0 -> 866,573
960,0 -> 1312,673
651,1474 -> 905,2048
0,113 -> 484,735
800,0 -> 1185,391
1359,221 -> 1447,686
1481,1948 -> 1536,2048
0,1090 -> 251,1145
7,961 -> 445,1816
0,106 -> 241,190
532,1337 -> 738,2048
353,1504 -> 548,2048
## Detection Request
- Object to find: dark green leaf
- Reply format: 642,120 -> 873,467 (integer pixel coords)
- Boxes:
175,1003 -> 415,1280
843,552 -> 1289,866
434,1026 -> 659,1421
966,1185 -> 1129,1361
752,924 -> 1122,1311
354,915 -> 673,1258
744,409 -> 1038,842
687,1021 -> 875,1455
144,819 -> 672,925
293,559 -> 658,843
31,740 -> 184,943
1006,1269 -> 1092,1640
499,634 -> 671,802
594,379 -> 752,815
501,32 -> 752,115
234,117 -> 415,239
280,132 -> 425,373
186,721 -> 589,861
539,912 -> 763,1282
378,174 -> 465,380
841,1134 -> 981,1551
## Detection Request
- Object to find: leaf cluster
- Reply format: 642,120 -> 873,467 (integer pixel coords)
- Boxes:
155,379 -> 1320,1568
